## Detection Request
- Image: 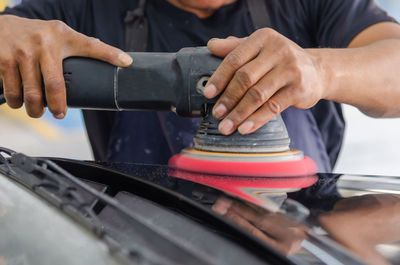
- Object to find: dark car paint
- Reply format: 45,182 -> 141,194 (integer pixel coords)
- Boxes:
1,156 -> 400,264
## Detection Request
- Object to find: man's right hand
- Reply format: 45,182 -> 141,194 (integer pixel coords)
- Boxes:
0,15 -> 132,119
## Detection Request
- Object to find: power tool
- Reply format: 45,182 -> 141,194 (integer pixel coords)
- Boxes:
0,47 -> 316,177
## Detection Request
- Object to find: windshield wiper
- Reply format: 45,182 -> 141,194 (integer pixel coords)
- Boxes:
0,147 -> 173,265
0,147 -> 105,233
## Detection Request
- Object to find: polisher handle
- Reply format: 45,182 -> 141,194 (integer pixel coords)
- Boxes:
0,59 -> 117,109
0,47 -> 221,117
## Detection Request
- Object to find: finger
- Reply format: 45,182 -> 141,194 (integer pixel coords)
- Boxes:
214,198 -> 279,234
229,201 -> 301,244
214,198 -> 303,254
204,35 -> 265,99
207,36 -> 245,58
212,48 -> 278,121
221,67 -> 290,135
2,66 -> 23,108
231,203 -> 286,234
224,208 -> 280,248
240,88 -> 293,134
40,54 -> 66,119
216,67 -> 289,135
212,197 -> 233,215
67,31 -> 132,67
229,200 -> 270,226
19,59 -> 45,118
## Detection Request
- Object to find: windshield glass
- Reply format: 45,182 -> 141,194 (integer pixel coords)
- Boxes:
103,162 -> 400,265
0,173 -> 122,265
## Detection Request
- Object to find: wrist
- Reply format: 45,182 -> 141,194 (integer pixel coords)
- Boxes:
307,48 -> 337,101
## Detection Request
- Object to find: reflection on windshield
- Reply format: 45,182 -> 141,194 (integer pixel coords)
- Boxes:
319,194 -> 400,265
210,182 -> 400,265
213,197 -> 309,256
69,161 -> 400,265
169,169 -> 318,213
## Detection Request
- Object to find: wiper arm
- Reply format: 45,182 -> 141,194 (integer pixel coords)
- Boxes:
0,148 -> 156,265
1,148 -> 126,221
0,147 -> 14,173
0,148 -> 104,233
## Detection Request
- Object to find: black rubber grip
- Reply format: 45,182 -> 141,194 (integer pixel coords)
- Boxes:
0,58 -> 116,109
63,57 -> 117,109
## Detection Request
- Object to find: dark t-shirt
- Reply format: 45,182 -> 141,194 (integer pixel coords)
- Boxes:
2,0 -> 395,171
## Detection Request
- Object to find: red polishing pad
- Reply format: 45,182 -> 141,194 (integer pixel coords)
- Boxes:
168,148 -> 317,177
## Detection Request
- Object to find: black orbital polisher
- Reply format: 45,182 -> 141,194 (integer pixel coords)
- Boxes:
0,47 -> 316,177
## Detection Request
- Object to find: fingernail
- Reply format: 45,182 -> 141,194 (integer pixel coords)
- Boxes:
212,198 -> 232,215
204,83 -> 217,98
54,113 -> 65,119
208,38 -> 220,44
118,53 -> 133,66
213,103 -> 227,119
238,121 -> 254,135
219,119 -> 234,135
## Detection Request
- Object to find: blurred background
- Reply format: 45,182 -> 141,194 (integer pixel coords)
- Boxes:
0,0 -> 399,176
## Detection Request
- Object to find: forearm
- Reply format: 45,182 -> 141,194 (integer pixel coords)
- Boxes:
312,39 -> 400,118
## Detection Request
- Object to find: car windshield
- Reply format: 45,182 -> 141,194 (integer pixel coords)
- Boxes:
1,150 -> 400,265
0,173 -> 123,265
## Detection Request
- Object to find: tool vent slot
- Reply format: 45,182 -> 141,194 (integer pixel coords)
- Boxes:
64,72 -> 72,89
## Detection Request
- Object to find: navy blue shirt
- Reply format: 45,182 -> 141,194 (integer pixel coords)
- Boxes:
3,0 -> 395,171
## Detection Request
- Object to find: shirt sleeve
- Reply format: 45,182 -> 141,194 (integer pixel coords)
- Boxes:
1,0 -> 86,31
308,0 -> 397,48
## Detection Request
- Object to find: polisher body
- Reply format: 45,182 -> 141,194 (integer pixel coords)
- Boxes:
0,47 -> 318,176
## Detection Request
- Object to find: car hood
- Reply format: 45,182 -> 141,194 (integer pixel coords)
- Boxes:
100,161 -> 400,265
1,156 -> 400,265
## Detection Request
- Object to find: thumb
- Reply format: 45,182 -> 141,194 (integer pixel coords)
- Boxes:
207,36 -> 246,57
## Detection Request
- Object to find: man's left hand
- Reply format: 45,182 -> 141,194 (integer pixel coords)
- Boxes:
206,29 -> 326,135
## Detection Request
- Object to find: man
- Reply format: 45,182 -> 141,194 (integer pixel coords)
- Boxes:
0,0 -> 400,172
